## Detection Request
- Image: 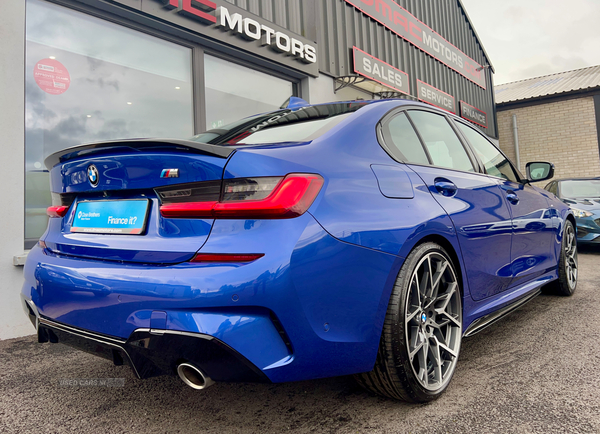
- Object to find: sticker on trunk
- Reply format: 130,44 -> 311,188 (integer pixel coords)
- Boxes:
71,200 -> 149,235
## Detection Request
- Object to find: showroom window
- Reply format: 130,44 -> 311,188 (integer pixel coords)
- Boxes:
25,0 -> 194,247
25,0 -> 296,249
204,55 -> 294,130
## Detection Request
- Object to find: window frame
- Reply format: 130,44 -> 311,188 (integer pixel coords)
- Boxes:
452,118 -> 524,184
545,181 -> 558,196
377,105 -> 484,175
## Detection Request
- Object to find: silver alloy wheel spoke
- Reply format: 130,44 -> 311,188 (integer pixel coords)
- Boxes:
405,252 -> 461,391
565,225 -> 578,288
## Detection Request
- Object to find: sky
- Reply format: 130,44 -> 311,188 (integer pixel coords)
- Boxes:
460,0 -> 600,85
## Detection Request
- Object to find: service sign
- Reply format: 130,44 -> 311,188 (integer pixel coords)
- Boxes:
131,0 -> 318,76
353,47 -> 410,95
460,101 -> 488,129
345,0 -> 486,89
417,80 -> 456,114
71,200 -> 150,235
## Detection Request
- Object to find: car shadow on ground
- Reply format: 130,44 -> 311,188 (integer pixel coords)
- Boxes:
578,244 -> 600,255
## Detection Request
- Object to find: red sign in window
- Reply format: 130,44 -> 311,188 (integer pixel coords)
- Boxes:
33,59 -> 71,95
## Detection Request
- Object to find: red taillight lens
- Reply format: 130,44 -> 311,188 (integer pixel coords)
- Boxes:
47,206 -> 69,218
190,253 -> 264,263
160,173 -> 324,219
159,201 -> 217,219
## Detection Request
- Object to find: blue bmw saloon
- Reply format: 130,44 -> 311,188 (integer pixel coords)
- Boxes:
22,99 -> 577,402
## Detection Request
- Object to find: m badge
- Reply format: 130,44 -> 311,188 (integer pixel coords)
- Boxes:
161,169 -> 180,178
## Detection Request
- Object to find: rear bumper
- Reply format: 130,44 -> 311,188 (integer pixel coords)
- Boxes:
21,214 -> 402,383
23,299 -> 268,382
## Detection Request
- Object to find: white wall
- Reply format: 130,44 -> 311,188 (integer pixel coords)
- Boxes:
0,1 -> 34,339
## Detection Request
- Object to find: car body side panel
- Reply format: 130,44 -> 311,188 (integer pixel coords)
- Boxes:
406,165 -> 514,301
495,180 -> 557,288
225,102 -> 459,260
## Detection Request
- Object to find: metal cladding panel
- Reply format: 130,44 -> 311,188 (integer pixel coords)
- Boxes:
318,0 -> 497,138
222,0 -> 305,35
495,65 -> 600,105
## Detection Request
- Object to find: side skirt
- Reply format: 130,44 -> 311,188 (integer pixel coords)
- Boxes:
463,288 -> 541,338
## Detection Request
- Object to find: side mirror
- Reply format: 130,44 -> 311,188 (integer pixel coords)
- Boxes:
526,162 -> 554,182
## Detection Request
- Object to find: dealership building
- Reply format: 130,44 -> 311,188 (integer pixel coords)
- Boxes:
496,65 -> 600,180
1,0 -> 496,339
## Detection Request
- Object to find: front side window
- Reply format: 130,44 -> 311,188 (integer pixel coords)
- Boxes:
25,0 -> 194,247
407,111 -> 474,172
456,122 -> 519,183
547,182 -> 558,196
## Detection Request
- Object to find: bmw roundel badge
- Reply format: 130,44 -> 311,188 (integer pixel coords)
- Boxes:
88,164 -> 99,187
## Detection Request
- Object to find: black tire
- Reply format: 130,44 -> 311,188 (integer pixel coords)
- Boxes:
543,219 -> 578,296
355,242 -> 462,402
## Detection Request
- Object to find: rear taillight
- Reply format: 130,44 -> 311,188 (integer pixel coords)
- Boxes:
48,192 -> 76,217
190,253 -> 264,263
158,173 -> 324,219
47,206 -> 69,218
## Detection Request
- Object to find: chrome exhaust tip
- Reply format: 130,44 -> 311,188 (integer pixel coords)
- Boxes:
177,363 -> 215,390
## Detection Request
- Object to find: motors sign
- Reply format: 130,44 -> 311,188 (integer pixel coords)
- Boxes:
460,101 -> 488,129
344,0 -> 486,89
139,0 -> 319,76
353,47 -> 410,95
417,80 -> 455,114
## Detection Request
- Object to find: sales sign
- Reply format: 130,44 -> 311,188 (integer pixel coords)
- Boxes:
460,101 -> 488,129
417,80 -> 456,114
344,0 -> 486,89
353,47 -> 410,95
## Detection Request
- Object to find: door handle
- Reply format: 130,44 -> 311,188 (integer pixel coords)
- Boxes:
434,179 -> 457,197
506,191 -> 519,204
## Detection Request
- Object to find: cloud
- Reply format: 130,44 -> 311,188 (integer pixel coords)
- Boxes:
461,0 -> 600,83
83,77 -> 120,91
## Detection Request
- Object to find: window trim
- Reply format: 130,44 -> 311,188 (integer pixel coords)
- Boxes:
452,118 -> 524,183
377,105 -> 484,176
378,112 -> 430,165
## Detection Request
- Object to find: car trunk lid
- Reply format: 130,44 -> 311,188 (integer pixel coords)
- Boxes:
43,139 -> 232,264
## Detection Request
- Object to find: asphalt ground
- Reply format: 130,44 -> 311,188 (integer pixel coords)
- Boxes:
2,248 -> 599,434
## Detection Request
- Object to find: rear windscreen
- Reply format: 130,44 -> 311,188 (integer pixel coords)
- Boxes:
189,102 -> 369,146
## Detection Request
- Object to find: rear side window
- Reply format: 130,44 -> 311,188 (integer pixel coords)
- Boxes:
384,113 -> 429,165
408,111 -> 475,172
456,122 -> 518,182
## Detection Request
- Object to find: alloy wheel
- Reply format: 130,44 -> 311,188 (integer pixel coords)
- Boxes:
564,224 -> 578,289
404,252 -> 462,391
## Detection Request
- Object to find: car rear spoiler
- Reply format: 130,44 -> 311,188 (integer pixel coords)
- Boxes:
44,138 -> 235,170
